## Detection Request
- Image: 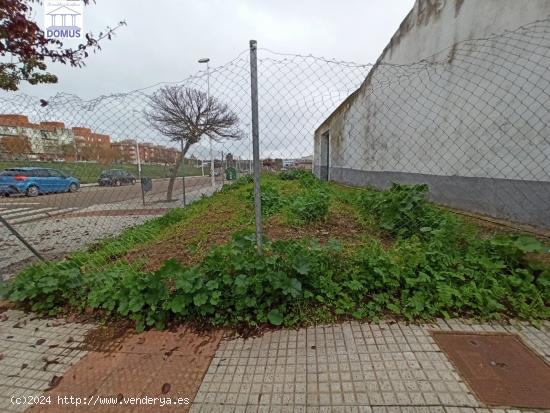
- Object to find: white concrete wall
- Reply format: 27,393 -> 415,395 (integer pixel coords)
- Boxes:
317,0 -> 550,182
314,0 -> 550,227
383,0 -> 550,65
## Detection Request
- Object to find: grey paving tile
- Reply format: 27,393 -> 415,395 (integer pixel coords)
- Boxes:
190,319 -> 550,412
0,310 -> 94,412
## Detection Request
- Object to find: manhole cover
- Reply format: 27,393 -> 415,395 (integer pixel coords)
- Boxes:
432,332 -> 550,409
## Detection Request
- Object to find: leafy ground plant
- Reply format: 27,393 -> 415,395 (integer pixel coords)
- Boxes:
5,229 -> 549,330
285,187 -> 330,225
3,177 -> 549,330
248,183 -> 283,217
278,169 -> 312,181
358,183 -> 441,238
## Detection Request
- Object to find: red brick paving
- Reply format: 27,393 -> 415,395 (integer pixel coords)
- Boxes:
30,327 -> 223,413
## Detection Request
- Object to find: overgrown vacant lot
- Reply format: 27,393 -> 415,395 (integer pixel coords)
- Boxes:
3,171 -> 549,331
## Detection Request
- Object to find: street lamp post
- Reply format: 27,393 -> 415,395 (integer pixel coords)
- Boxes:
198,57 -> 215,188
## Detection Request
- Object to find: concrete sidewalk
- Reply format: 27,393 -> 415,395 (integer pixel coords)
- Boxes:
190,319 -> 550,412
1,310 -> 549,412
0,310 -> 94,412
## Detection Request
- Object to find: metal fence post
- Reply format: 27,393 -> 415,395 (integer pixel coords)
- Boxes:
180,139 -> 187,207
249,39 -> 263,252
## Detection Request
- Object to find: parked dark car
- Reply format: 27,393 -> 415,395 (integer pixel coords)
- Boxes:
98,169 -> 136,186
0,167 -> 80,197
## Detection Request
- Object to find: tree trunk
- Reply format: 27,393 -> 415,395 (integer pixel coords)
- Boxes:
166,141 -> 191,201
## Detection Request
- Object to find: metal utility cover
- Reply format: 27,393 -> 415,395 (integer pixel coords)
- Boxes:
432,332 -> 550,409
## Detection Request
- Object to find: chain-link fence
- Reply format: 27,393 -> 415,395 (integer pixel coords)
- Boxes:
1,17 -> 549,277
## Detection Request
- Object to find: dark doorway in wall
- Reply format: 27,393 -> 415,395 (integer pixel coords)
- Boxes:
320,131 -> 329,181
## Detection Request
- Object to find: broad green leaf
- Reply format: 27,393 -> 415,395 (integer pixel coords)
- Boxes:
193,293 -> 208,307
267,309 -> 284,325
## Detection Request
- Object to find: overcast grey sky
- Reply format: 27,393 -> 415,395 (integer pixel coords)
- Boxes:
0,1 -> 416,160
17,0 -> 415,99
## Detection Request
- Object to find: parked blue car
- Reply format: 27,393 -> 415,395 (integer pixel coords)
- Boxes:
0,167 -> 80,197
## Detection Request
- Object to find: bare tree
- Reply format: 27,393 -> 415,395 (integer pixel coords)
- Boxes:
145,86 -> 243,201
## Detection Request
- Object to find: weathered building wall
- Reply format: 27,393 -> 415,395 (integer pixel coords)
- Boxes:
314,0 -> 550,229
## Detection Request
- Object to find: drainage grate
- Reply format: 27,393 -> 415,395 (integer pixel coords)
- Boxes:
432,332 -> 550,409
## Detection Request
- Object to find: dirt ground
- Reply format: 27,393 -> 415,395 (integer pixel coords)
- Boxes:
123,198 -> 397,272
124,200 -> 248,271
264,208 -> 364,244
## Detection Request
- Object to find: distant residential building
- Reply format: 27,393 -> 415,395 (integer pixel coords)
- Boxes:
138,142 -> 155,163
153,145 -> 179,164
0,113 -> 179,166
135,142 -> 179,164
0,135 -> 32,159
295,155 -> 313,170
111,139 -> 138,164
0,114 -> 73,160
72,127 -> 111,162
282,159 -> 295,169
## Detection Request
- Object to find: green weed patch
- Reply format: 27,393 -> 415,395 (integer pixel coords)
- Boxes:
3,175 -> 549,329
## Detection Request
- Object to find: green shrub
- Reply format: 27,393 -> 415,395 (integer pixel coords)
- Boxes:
86,263 -> 173,331
358,183 -> 445,238
278,170 -> 295,180
169,234 -> 311,326
7,261 -> 84,315
297,171 -> 319,187
6,230 -> 548,329
237,174 -> 254,184
279,169 -> 309,180
353,232 -> 549,321
285,187 -> 330,225
248,184 -> 282,216
222,174 -> 253,192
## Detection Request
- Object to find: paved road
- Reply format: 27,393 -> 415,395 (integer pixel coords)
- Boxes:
0,176 -> 223,225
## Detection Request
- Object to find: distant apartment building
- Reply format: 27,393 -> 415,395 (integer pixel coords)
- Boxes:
154,145 -> 179,164
72,127 -> 111,162
111,139 -> 138,164
138,142 -> 155,164
295,155 -> 313,170
0,113 -> 180,166
282,159 -> 295,169
0,114 -> 73,160
137,142 -> 179,164
280,157 -> 312,170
